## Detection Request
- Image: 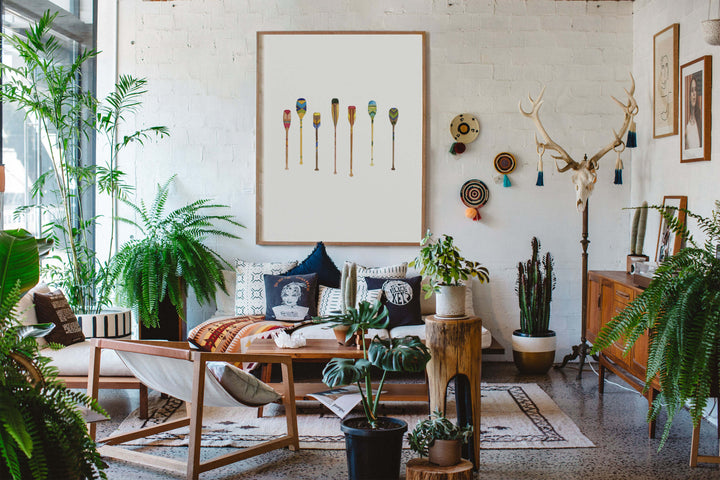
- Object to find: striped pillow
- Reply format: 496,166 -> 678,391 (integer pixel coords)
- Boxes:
318,286 -> 343,317
355,262 -> 408,303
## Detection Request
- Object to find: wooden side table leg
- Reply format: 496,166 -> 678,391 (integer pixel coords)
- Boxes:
257,363 -> 272,418
690,423 -> 700,467
598,358 -> 605,394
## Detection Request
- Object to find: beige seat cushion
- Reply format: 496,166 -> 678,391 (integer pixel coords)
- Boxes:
42,338 -> 134,377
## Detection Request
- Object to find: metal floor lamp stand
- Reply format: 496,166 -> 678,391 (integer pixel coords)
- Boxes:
555,200 -> 598,379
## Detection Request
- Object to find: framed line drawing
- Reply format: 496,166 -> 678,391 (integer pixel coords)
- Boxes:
653,24 -> 679,138
680,56 -> 712,162
655,195 -> 687,263
256,31 -> 427,245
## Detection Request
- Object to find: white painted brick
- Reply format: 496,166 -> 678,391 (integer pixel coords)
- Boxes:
540,15 -> 573,32
493,0 -> 527,16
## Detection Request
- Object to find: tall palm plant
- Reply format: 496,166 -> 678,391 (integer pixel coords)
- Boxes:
110,176 -> 243,328
592,200 -> 720,447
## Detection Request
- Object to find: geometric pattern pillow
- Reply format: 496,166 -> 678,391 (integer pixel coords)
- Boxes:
355,262 -> 407,303
317,285 -> 343,317
33,290 -> 85,346
234,259 -> 298,316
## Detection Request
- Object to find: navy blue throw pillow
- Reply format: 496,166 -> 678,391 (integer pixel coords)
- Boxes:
286,242 -> 341,288
365,276 -> 423,329
264,273 -> 318,321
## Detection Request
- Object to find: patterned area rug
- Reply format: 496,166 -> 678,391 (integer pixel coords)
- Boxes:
112,383 -> 594,450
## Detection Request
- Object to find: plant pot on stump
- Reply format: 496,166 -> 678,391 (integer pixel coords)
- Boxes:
341,417 -> 407,480
428,439 -> 462,467
512,330 -> 557,374
435,285 -> 466,319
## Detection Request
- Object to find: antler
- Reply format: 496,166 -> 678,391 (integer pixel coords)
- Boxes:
587,73 -> 637,168
518,86 -> 580,172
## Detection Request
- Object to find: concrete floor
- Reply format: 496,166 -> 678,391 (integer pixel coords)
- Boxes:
93,362 -> 720,479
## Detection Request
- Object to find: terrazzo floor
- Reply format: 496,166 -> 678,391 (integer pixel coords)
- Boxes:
93,361 -> 720,479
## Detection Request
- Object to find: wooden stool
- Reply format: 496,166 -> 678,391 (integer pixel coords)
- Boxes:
425,316 -> 482,469
406,458 -> 473,480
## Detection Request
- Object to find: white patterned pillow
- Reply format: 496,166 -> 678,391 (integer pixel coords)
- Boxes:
364,289 -> 383,306
355,262 -> 408,302
318,286 -> 343,316
235,260 -> 298,316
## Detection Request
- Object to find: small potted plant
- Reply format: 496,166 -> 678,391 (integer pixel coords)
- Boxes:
409,231 -> 489,318
408,409 -> 473,467
319,301 -> 431,480
513,237 -> 556,374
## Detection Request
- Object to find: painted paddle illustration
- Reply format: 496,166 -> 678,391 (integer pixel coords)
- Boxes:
331,98 -> 339,174
283,109 -> 291,170
368,100 -> 377,166
348,106 -> 356,177
389,107 -> 399,171
296,98 -> 307,165
313,112 -> 321,171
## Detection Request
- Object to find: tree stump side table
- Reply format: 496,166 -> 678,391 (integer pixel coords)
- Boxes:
406,458 -> 473,480
425,315 -> 482,469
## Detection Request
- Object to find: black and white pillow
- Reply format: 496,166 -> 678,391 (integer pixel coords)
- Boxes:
264,273 -> 318,321
365,276 -> 422,328
353,262 -> 408,303
235,259 -> 298,316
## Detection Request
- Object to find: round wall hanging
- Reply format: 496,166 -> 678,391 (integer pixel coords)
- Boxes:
494,152 -> 516,187
460,179 -> 489,221
449,114 -> 480,155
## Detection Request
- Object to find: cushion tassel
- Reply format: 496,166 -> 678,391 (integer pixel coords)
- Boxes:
626,120 -> 637,148
503,174 -> 511,187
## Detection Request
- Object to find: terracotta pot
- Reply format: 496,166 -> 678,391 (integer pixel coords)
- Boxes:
428,439 -> 462,467
333,325 -> 354,346
435,285 -> 466,319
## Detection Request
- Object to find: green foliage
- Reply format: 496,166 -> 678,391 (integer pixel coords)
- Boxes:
110,176 -> 243,328
318,301 -> 431,428
408,409 -> 473,457
516,237 -> 555,336
410,230 -> 489,298
0,11 -> 168,313
591,200 -> 720,449
0,229 -> 107,479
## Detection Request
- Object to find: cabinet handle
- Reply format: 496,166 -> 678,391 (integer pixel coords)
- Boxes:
598,291 -> 602,308
616,290 -> 630,300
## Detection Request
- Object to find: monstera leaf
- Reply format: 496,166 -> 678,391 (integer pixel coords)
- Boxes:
0,229 -> 41,306
368,336 -> 431,373
322,358 -> 372,387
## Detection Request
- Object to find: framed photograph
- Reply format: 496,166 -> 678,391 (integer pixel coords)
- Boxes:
680,56 -> 712,162
653,24 -> 679,138
256,31 -> 427,245
655,195 -> 688,263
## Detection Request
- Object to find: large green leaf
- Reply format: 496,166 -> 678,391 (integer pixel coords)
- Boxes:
0,230 -> 40,306
368,336 -> 431,373
322,358 -> 370,387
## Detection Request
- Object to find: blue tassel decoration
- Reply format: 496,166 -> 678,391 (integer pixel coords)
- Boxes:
614,169 -> 622,185
503,174 -> 511,187
626,120 -> 637,148
536,171 -> 544,186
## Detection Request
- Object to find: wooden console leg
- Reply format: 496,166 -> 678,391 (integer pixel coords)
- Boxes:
139,384 -> 149,419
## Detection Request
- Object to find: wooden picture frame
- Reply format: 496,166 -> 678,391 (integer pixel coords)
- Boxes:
256,31 -> 427,245
680,56 -> 712,162
655,195 -> 688,263
653,24 -> 679,138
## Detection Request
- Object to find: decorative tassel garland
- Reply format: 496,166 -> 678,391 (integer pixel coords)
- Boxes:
626,119 -> 637,148
536,144 -> 545,187
503,174 -> 511,187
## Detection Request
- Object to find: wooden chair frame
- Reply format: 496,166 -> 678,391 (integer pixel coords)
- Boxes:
87,339 -> 299,480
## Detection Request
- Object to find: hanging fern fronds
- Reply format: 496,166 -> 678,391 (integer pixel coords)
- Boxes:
591,200 -> 720,449
110,176 -> 244,328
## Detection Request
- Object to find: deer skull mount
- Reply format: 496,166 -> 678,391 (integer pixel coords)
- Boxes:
518,74 -> 637,213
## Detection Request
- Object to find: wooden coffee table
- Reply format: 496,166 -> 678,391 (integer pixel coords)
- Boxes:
246,338 -> 429,416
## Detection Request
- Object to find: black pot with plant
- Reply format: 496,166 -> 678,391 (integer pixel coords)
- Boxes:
592,200 -> 720,448
0,229 -> 107,479
318,301 -> 431,480
409,230 -> 489,319
110,176 -> 243,339
513,237 -> 556,374
408,409 -> 473,467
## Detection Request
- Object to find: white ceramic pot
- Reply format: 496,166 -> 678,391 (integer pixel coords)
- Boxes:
76,308 -> 132,338
435,285 -> 466,319
511,329 -> 556,374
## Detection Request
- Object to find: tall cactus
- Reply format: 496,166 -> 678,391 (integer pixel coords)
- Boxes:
340,262 -> 357,313
516,237 -> 555,336
630,201 -> 649,255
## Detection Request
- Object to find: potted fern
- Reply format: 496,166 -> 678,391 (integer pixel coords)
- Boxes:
513,237 -> 556,374
408,410 -> 473,467
110,176 -> 243,339
319,301 -> 431,480
409,231 -> 489,318
0,229 -> 107,479
592,201 -> 720,448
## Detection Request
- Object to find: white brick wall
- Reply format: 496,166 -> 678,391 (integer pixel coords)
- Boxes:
102,0 -> 634,361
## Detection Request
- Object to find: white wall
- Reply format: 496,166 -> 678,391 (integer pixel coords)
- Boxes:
632,0 -> 720,247
101,0 -> 634,360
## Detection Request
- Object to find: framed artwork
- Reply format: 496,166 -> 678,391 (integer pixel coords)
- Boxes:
655,195 -> 688,263
680,56 -> 712,162
653,24 -> 679,138
256,31 -> 427,245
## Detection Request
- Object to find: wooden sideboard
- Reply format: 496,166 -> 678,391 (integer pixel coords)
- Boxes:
587,270 -> 660,438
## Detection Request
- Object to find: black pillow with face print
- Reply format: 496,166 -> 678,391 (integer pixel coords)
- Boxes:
365,275 -> 422,328
264,273 -> 318,321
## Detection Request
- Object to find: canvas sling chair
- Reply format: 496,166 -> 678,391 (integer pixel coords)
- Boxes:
87,338 -> 299,480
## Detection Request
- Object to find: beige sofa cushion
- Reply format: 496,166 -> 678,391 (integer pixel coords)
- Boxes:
42,338 -> 134,377
14,283 -> 52,346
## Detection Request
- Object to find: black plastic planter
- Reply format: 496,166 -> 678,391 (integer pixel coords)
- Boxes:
340,417 -> 408,480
